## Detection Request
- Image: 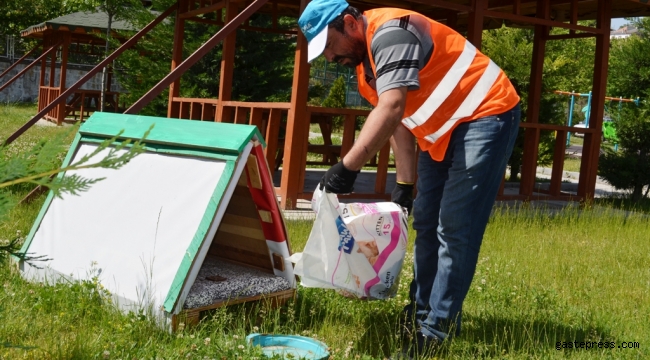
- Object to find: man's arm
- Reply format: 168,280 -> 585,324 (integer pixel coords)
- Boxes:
390,124 -> 416,184
342,86 -> 408,171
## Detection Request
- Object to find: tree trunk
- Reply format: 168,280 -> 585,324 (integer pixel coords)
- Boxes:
632,183 -> 643,202
100,14 -> 113,112
631,150 -> 648,202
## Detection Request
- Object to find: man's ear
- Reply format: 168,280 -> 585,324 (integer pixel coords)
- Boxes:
343,14 -> 357,31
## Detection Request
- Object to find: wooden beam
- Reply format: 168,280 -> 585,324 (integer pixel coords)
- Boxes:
549,130 -> 568,195
39,42 -> 47,87
446,10 -> 458,30
49,39 -> 57,87
547,32 -> 595,40
519,121 -> 597,134
406,0 -> 471,12
265,108 -> 282,173
570,0 -> 578,35
168,0 -> 188,118
482,10 -> 606,35
340,113 -> 356,158
56,32 -> 71,125
179,0 -> 225,19
239,25 -> 297,34
578,0 -> 612,199
374,142 -> 390,194
216,0 -> 238,122
467,0 -> 488,50
185,16 -> 222,25
513,0 -> 520,15
279,0 -> 310,210
520,0 -> 549,197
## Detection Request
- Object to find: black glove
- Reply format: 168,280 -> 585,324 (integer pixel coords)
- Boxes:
319,161 -> 360,194
392,182 -> 414,216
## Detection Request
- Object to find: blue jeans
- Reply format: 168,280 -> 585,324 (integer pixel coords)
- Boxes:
405,104 -> 521,340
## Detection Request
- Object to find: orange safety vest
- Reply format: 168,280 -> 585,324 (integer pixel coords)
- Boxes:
356,8 -> 520,161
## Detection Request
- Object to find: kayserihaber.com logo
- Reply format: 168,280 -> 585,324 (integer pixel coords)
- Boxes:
336,216 -> 355,254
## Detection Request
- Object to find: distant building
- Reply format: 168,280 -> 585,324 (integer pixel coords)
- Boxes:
610,25 -> 638,39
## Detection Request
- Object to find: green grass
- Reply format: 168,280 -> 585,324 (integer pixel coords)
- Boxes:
1,104 -> 649,359
0,103 -> 77,240
568,135 -> 584,146
2,207 -> 648,359
563,157 -> 582,173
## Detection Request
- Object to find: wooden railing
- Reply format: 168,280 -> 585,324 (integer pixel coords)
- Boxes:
497,122 -> 599,201
303,106 -> 394,200
169,98 -> 393,202
170,98 -> 290,171
38,87 -> 121,124
65,90 -> 121,122
38,87 -> 61,122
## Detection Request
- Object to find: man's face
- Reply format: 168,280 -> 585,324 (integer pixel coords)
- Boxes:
322,16 -> 366,68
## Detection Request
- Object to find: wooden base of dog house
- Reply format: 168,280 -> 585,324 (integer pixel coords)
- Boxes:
172,288 -> 295,330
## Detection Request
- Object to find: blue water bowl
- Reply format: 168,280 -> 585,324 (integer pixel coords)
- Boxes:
246,333 -> 330,360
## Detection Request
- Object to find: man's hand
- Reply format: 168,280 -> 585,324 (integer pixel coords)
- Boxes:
320,161 -> 360,194
391,182 -> 414,215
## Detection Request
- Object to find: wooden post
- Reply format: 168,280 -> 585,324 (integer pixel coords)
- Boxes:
520,1 -> 549,197
265,108 -> 282,172
467,0 -> 487,49
168,0 -> 188,118
578,0 -> 611,199
49,37 -> 57,88
216,0 -> 238,122
549,130 -> 568,195
39,38 -> 47,87
106,65 -> 113,110
38,36 -> 49,113
446,11 -> 458,31
279,0 -> 310,209
56,33 -> 71,125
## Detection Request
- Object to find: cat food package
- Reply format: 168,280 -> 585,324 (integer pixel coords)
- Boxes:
289,187 -> 409,300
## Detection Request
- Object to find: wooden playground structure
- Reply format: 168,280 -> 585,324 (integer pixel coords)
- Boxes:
0,10 -> 130,125
3,0 -> 650,209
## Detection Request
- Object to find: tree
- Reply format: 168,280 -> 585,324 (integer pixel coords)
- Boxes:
607,17 -> 650,100
598,18 -> 650,202
78,0 -> 146,112
113,5 -> 296,116
0,0 -> 88,36
321,76 -> 347,130
598,102 -> 650,201
0,0 -> 88,54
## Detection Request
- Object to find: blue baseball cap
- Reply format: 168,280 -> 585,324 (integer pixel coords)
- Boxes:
298,0 -> 350,63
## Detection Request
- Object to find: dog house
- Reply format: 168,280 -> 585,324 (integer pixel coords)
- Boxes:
15,113 -> 295,330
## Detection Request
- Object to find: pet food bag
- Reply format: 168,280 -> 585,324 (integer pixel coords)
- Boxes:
290,187 -> 408,299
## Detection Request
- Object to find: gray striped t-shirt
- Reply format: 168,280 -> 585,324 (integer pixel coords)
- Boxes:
362,13 -> 434,96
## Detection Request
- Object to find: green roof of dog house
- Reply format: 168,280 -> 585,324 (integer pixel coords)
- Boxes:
80,112 -> 266,153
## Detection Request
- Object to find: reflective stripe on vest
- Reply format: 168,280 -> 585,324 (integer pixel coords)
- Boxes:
423,60 -> 501,143
401,41 -> 476,130
402,41 -> 501,144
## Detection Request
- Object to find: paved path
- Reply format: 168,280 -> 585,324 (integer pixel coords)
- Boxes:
277,167 -> 626,220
